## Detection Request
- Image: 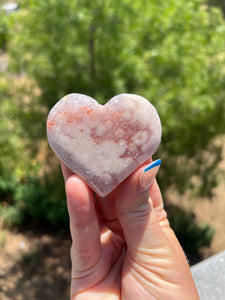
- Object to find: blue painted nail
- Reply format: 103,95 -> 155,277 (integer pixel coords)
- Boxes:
144,159 -> 161,172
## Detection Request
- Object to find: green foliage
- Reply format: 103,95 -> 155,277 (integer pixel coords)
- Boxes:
0,77 -> 27,203
0,171 -> 69,230
13,171 -> 69,229
0,10 -> 8,49
208,0 -> 225,15
168,205 -> 215,256
0,204 -> 22,228
8,0 -> 225,197
0,75 -> 68,229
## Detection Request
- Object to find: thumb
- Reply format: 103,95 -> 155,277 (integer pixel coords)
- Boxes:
116,159 -> 167,254
116,160 -> 199,299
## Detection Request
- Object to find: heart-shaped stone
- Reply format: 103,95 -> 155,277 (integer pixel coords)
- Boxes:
47,93 -> 161,197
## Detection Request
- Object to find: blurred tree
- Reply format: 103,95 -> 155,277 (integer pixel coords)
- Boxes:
167,204 -> 215,264
0,10 -> 8,49
0,74 -> 68,229
8,0 -> 225,196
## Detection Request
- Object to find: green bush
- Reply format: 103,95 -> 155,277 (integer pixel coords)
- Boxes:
0,204 -> 22,228
14,171 -> 69,230
208,0 -> 225,15
0,76 -> 68,230
0,11 -> 8,49
168,205 -> 215,257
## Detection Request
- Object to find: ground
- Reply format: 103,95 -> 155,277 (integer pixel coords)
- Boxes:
0,230 -> 71,299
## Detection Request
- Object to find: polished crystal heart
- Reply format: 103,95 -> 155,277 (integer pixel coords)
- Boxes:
47,93 -> 161,197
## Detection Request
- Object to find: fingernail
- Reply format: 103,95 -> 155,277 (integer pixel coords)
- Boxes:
144,159 -> 161,172
138,159 -> 161,192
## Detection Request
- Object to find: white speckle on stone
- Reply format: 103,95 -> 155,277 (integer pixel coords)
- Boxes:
115,128 -> 124,138
95,124 -> 107,136
128,141 -> 137,153
133,130 -> 148,146
119,139 -> 127,146
104,119 -> 113,129
123,109 -> 133,120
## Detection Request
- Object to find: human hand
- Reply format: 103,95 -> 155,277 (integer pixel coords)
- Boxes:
61,159 -> 199,299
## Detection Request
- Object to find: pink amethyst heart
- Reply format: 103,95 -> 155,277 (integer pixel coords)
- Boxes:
47,93 -> 162,197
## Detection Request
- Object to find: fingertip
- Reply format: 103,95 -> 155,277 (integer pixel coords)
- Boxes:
65,175 -> 81,198
65,175 -> 94,217
66,175 -> 92,199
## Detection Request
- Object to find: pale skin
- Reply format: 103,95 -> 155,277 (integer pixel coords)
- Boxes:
61,160 -> 200,300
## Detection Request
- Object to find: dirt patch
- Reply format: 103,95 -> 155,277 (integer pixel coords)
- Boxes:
191,180 -> 225,254
167,137 -> 225,258
0,230 -> 71,299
